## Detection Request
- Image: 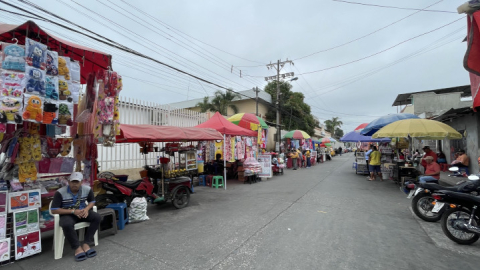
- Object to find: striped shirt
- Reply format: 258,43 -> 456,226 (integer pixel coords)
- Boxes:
51,185 -> 95,210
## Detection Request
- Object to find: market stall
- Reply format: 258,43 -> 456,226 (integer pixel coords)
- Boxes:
195,112 -> 258,185
0,21 -> 118,264
227,113 -> 269,151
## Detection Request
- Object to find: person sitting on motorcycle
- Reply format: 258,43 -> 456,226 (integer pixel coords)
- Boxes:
419,156 -> 440,183
51,172 -> 101,261
451,149 -> 469,168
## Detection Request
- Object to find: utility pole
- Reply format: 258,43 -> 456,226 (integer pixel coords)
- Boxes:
265,59 -> 294,152
253,87 -> 260,116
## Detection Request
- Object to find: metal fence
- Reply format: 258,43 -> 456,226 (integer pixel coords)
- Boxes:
97,97 -> 208,171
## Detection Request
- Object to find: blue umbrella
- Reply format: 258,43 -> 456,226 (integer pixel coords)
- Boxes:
361,113 -> 419,136
329,137 -> 337,142
340,131 -> 391,142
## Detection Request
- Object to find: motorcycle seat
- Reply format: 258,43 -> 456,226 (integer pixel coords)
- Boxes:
115,179 -> 143,189
442,190 -> 480,204
420,183 -> 471,192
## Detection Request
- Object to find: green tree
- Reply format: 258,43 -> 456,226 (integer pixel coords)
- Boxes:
325,117 -> 343,134
195,96 -> 212,113
195,89 -> 241,115
334,127 -> 344,138
264,81 -> 316,135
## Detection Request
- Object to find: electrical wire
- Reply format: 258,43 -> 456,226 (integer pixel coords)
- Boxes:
332,0 -> 456,13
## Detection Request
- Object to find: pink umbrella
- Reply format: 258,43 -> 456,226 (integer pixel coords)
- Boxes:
354,123 -> 369,132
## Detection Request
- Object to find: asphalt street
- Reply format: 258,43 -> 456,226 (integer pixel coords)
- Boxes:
8,153 -> 480,270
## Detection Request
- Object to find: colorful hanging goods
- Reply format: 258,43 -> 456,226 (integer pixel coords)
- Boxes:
58,102 -> 73,126
57,138 -> 73,156
18,162 -> 37,183
25,67 -> 46,96
45,50 -> 58,76
25,38 -> 47,70
0,97 -> 22,124
1,43 -> 25,72
45,76 -> 59,100
58,80 -> 72,102
57,56 -> 70,80
46,137 -> 61,158
42,101 -> 58,124
1,71 -> 25,97
70,60 -> 80,82
98,97 -> 115,124
22,95 -> 44,123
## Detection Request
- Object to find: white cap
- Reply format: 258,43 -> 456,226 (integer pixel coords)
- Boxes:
69,172 -> 83,181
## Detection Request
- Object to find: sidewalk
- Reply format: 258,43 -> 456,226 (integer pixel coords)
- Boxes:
439,171 -> 463,186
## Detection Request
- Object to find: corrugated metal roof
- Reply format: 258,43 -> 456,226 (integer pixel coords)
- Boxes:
392,85 -> 471,106
167,89 -> 272,109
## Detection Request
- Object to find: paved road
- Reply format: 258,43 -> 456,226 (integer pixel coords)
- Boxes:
10,153 -> 480,269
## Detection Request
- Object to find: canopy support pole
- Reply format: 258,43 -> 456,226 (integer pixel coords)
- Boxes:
224,134 -> 227,190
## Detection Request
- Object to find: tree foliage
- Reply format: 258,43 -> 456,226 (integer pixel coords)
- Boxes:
264,81 -> 316,136
195,89 -> 241,115
334,127 -> 344,138
325,117 -> 343,134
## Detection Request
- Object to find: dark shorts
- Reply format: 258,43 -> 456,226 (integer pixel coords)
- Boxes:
369,165 -> 381,173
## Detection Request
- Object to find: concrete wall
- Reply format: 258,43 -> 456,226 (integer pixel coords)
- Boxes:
185,100 -> 270,119
413,92 -> 472,118
441,113 -> 480,174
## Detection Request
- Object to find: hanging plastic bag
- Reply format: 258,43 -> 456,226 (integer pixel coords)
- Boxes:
0,97 -> 23,124
22,94 -> 44,123
1,71 -> 25,98
42,100 -> 58,125
45,76 -> 59,100
25,66 -> 46,96
1,42 -> 25,72
46,50 -> 59,76
58,101 -> 73,126
58,56 -> 71,81
70,60 -> 81,82
25,38 -> 47,70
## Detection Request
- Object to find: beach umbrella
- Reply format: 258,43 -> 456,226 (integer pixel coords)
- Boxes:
354,123 -> 369,132
340,131 -> 391,142
329,137 -> 337,143
227,113 -> 269,131
361,113 -> 419,136
283,130 -> 311,139
321,138 -> 331,143
372,119 -> 462,140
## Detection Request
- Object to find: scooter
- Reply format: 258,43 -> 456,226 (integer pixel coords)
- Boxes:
431,174 -> 480,245
403,167 -> 480,222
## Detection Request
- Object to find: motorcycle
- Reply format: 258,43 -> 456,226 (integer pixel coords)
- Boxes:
431,174 -> 480,245
95,167 -> 192,209
403,167 -> 480,222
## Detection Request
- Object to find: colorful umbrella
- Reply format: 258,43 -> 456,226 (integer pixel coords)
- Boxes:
320,138 -> 331,143
329,137 -> 337,142
354,123 -> 369,132
372,119 -> 462,140
361,113 -> 419,136
227,113 -> 269,131
283,130 -> 310,139
340,131 -> 391,142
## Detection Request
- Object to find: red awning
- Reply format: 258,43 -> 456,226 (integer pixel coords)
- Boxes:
116,124 -> 224,143
0,21 -> 111,84
195,112 -> 257,136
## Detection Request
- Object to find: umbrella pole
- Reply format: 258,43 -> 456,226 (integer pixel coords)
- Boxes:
224,134 -> 227,190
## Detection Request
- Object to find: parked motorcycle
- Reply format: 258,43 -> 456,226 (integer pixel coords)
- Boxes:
403,167 -> 480,222
431,175 -> 480,245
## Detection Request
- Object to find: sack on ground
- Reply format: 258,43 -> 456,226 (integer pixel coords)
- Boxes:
128,197 -> 149,223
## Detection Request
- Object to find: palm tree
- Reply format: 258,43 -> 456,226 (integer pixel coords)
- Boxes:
209,89 -> 241,115
195,96 -> 212,113
325,117 -> 343,134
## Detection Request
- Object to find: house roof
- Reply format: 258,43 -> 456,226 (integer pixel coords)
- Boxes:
432,106 -> 473,122
392,85 -> 471,106
167,89 -> 272,109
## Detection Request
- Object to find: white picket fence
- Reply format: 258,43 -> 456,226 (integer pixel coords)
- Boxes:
97,97 -> 208,171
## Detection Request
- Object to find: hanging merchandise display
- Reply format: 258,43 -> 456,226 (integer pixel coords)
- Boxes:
22,94 -> 44,123
25,67 -> 45,96
57,56 -> 70,81
1,71 -> 25,98
1,42 -> 25,72
45,76 -> 58,100
45,50 -> 58,76
25,38 -> 47,70
0,97 -> 23,124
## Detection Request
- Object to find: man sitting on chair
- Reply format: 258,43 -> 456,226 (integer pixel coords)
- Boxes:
51,172 -> 101,261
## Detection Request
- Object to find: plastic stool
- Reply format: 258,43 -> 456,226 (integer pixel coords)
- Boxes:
199,175 -> 207,186
212,176 -> 224,189
106,203 -> 129,230
97,208 -> 118,236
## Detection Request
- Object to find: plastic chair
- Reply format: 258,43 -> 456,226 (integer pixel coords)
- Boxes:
212,176 -> 224,189
198,175 -> 207,186
106,203 -> 129,230
49,201 -> 98,260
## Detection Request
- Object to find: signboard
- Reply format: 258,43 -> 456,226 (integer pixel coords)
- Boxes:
257,155 -> 273,178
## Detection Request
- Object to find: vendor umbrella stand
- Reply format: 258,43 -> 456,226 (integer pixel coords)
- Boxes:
283,130 -> 311,140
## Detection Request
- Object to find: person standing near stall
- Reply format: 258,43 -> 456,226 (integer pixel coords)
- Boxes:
306,149 -> 311,168
291,149 -> 299,170
421,146 -> 437,172
368,146 -> 382,181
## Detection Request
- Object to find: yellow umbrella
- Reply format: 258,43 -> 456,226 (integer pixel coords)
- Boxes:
372,119 -> 462,140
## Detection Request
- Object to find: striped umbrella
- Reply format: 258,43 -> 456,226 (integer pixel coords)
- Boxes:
354,123 -> 369,132
321,138 -> 331,143
283,130 -> 310,139
227,113 -> 269,131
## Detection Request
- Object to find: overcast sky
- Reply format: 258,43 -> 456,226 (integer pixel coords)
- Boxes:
0,0 -> 469,132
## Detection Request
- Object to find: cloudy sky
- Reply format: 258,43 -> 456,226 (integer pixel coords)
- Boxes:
0,0 -> 469,132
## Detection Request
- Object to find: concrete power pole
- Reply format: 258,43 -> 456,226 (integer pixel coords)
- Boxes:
253,87 -> 260,116
265,59 -> 294,152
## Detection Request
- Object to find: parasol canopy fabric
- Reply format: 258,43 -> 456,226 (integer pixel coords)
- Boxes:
354,123 -> 369,132
340,131 -> 391,142
361,113 -> 419,136
372,119 -> 462,140
329,137 -> 337,142
195,112 -> 257,136
116,124 -> 224,143
283,130 -> 310,139
227,113 -> 268,131
0,21 -> 111,84
320,138 -> 331,143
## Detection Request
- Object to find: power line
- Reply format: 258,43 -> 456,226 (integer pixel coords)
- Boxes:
332,0 -> 456,13
293,0 -> 445,61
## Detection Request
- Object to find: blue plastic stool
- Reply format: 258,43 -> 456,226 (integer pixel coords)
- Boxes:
199,175 -> 207,186
106,203 -> 129,230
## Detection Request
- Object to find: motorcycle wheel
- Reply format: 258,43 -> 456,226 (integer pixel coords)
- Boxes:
172,186 -> 190,209
95,194 -> 120,209
411,192 -> 443,222
441,207 -> 480,245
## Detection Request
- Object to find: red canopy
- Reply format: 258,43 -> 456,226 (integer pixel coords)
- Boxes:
195,112 -> 257,136
116,124 -> 224,143
0,21 -> 111,84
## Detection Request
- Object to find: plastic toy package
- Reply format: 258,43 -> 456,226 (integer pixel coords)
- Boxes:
1,71 -> 25,98
25,66 -> 46,97
45,50 -> 58,76
0,97 -> 23,124
57,101 -> 73,126
25,38 -> 47,70
22,94 -> 44,123
1,42 -> 25,72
